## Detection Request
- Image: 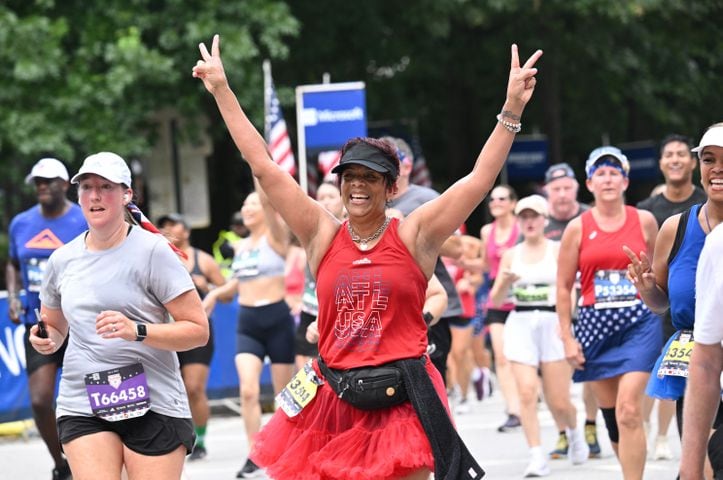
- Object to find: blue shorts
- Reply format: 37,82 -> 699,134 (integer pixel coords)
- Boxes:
237,300 -> 295,364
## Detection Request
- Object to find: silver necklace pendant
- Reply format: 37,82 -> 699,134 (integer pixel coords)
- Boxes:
348,216 -> 391,250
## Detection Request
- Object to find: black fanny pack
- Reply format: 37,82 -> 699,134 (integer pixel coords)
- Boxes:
317,356 -> 408,410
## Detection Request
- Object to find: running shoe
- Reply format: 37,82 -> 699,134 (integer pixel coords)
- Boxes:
52,460 -> 72,480
188,444 -> 207,461
548,432 -> 568,459
585,423 -> 602,458
497,414 -> 521,432
237,458 -> 263,478
523,455 -> 550,477
473,368 -> 493,401
567,427 -> 590,465
472,369 -> 485,401
455,397 -> 471,415
654,435 -> 674,460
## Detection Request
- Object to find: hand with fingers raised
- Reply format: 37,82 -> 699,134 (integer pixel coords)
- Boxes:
192,34 -> 228,95
505,44 -> 543,113
622,245 -> 658,296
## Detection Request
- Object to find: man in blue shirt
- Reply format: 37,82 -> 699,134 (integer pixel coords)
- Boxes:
6,158 -> 87,480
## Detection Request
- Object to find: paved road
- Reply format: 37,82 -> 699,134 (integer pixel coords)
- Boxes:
0,383 -> 681,479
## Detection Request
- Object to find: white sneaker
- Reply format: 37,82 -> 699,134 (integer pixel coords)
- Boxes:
523,456 -> 550,477
654,435 -> 673,460
566,427 -> 590,465
455,398 -> 471,415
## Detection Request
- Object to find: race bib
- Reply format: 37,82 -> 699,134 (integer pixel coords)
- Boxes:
232,249 -> 260,279
84,363 -> 151,421
26,258 -> 48,293
513,283 -> 553,304
593,270 -> 637,309
276,360 -> 323,417
657,330 -> 694,379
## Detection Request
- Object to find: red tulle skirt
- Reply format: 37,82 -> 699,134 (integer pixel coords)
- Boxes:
251,357 -> 450,480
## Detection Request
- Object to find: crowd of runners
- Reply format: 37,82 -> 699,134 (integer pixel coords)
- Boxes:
4,32 -> 722,480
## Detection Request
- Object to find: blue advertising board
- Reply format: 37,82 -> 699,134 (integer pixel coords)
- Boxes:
0,294 -> 267,422
620,142 -> 659,181
298,83 -> 367,150
505,136 -> 549,181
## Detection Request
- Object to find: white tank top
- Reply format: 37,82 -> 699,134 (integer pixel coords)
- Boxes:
510,240 -> 558,307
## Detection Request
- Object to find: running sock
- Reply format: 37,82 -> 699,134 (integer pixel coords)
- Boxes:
530,446 -> 544,459
195,425 -> 207,448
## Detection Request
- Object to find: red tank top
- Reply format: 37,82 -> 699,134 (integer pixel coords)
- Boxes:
316,217 -> 428,369
579,206 -> 647,306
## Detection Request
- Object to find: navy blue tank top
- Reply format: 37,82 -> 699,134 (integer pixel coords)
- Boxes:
668,204 -> 705,330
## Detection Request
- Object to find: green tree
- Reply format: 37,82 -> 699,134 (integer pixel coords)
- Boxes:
0,0 -> 298,287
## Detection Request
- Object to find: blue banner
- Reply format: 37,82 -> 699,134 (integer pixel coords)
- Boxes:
506,137 -> 549,181
0,294 -> 266,422
0,302 -> 30,423
621,142 -> 659,181
299,83 -> 367,150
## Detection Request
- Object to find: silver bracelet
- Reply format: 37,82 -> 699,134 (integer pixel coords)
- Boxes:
496,113 -> 522,133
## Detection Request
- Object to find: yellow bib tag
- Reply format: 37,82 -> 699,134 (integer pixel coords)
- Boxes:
657,330 -> 694,378
276,360 -> 323,417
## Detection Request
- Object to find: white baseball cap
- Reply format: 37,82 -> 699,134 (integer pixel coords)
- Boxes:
25,158 -> 69,184
692,124 -> 723,154
514,194 -> 549,217
71,152 -> 132,187
584,146 -> 631,178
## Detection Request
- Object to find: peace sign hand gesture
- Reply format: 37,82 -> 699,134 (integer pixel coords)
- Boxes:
623,245 -> 658,295
192,34 -> 228,95
506,44 -> 543,111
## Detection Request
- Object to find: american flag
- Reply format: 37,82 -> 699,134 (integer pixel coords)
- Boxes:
264,61 -> 296,177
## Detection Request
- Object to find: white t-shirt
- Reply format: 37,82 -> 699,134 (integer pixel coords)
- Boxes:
41,226 -> 195,419
694,223 -> 723,345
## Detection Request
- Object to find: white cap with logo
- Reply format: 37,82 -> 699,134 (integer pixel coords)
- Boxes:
71,152 -> 132,187
692,124 -> 723,154
25,158 -> 70,184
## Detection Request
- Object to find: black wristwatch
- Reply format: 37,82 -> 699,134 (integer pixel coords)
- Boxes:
135,323 -> 147,342
423,311 -> 434,326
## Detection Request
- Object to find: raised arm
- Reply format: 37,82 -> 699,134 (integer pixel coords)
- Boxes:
193,35 -> 337,258
255,178 -> 290,257
403,45 -> 542,255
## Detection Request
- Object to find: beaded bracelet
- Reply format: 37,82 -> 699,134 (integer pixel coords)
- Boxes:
496,113 -> 522,133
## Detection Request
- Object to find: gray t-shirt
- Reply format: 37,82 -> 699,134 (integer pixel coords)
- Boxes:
388,185 -> 463,317
41,226 -> 195,419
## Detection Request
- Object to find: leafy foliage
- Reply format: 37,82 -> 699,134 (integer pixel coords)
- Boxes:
1,0 -> 721,267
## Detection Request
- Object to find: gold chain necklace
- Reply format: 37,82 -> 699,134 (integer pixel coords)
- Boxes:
347,217 -> 391,251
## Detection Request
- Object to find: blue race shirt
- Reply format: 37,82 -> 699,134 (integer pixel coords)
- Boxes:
668,204 -> 705,331
8,203 -> 87,324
